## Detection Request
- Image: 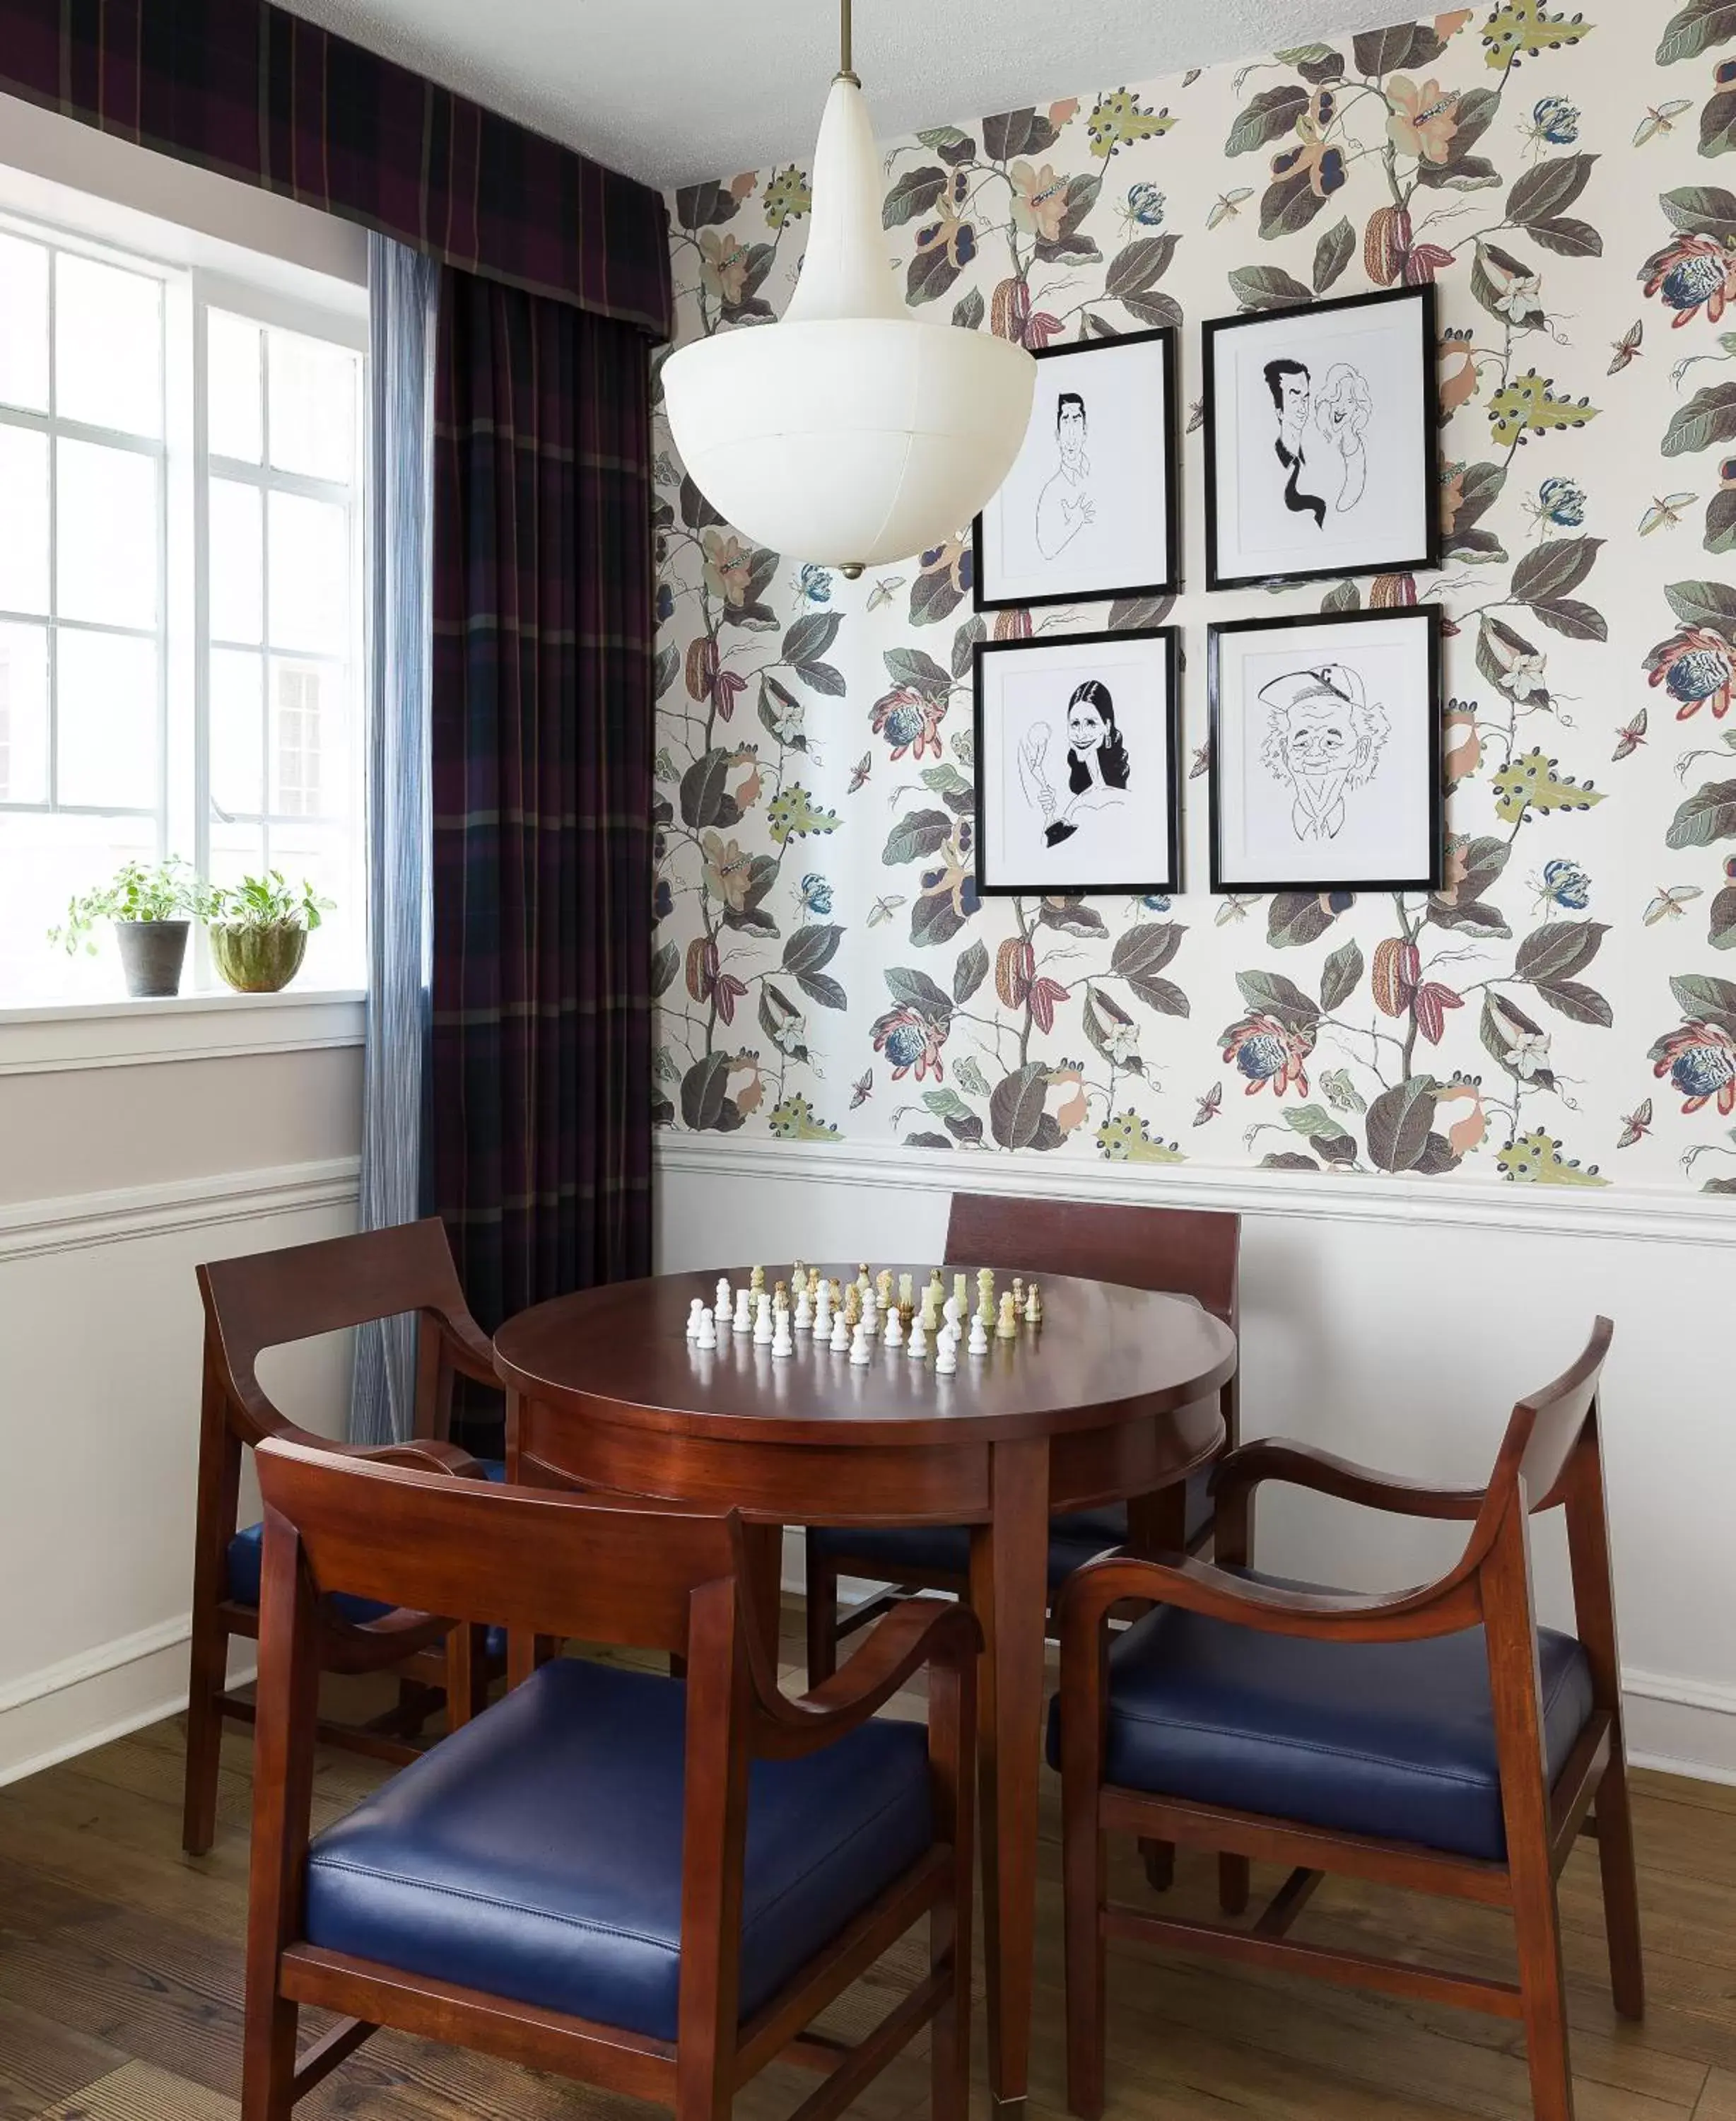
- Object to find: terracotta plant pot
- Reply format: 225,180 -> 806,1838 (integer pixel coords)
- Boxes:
115,920 -> 190,998
210,922 -> 308,994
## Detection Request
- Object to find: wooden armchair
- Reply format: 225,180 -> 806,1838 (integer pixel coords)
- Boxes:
184,1217 -> 503,1856
242,1436 -> 979,2121
805,1195 -> 1240,1683
1055,1319 -> 1640,2121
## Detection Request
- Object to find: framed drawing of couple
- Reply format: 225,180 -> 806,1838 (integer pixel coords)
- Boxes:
1202,284 -> 1439,592
973,327 -> 1180,613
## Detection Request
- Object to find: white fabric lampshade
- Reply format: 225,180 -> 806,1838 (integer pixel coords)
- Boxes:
663,74 -> 1034,573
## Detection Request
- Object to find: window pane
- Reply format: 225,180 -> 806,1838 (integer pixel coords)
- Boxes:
270,658 -> 339,817
0,810 -> 158,1003
57,629 -> 157,810
210,646 -> 264,817
208,813 -> 266,892
0,233 -> 49,413
209,479 -> 263,644
0,426 -> 49,614
55,252 -> 163,438
57,438 -> 158,629
0,621 -> 50,804
267,328 -> 357,482
268,491 -> 348,653
207,310 -> 263,463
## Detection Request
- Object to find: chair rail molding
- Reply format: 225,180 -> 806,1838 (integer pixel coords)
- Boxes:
655,1133 -> 1736,1249
0,1156 -> 363,1263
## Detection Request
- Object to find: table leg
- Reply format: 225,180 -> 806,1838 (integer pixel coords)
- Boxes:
969,1435 -> 1050,2110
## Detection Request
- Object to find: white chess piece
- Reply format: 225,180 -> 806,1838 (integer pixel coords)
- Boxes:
935,1326 -> 958,1376
908,1316 -> 929,1360
733,1289 -> 753,1335
715,1277 -> 732,1325
794,1285 -> 813,1333
686,1297 -> 705,1342
829,1312 -> 850,1353
883,1307 -> 905,1350
814,1283 -> 833,1338
771,1309 -> 794,1357
942,1295 -> 960,1333
848,1322 -> 872,1366
968,1314 -> 990,1357
753,1294 -> 775,1345
860,1292 -> 878,1340
695,1307 -> 717,1350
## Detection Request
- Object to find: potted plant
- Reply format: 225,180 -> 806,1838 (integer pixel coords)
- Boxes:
207,870 -> 334,993
49,857 -> 209,998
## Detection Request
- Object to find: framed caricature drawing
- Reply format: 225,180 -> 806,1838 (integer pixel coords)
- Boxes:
1202,285 -> 1439,592
1208,604 -> 1443,894
973,329 -> 1180,612
974,626 -> 1180,896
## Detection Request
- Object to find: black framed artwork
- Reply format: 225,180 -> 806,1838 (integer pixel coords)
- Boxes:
1202,284 -> 1439,592
973,626 -> 1180,897
1208,604 -> 1443,894
973,327 -> 1179,613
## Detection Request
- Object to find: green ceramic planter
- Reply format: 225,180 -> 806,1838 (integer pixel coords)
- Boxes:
210,921 -> 308,994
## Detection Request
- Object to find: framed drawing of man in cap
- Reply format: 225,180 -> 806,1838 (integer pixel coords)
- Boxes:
1208,605 -> 1442,893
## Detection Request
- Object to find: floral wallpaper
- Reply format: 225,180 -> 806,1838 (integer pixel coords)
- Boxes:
651,1 -> 1736,1195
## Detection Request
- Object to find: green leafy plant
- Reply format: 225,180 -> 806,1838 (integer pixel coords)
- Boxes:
206,870 -> 333,932
49,858 -> 211,956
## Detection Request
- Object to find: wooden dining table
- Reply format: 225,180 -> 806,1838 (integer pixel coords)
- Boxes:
493,1263 -> 1237,2108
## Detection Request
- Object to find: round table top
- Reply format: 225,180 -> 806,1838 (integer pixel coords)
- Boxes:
493,1265 -> 1237,1448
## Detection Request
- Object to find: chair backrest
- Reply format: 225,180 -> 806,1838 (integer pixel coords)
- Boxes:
943,1193 -> 1239,1328
256,1435 -> 743,1657
198,1218 -> 485,1442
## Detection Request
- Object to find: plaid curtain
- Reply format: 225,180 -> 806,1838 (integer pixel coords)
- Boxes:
0,0 -> 671,335
430,267 -> 656,1432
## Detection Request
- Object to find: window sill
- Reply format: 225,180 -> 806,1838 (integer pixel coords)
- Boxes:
0,986 -> 368,1077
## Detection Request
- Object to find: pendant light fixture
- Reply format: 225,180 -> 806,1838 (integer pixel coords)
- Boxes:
662,0 -> 1036,578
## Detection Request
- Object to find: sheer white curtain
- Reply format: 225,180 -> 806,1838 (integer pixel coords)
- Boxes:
350,233 -> 440,1444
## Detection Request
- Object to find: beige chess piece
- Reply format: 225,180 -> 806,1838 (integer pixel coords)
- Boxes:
996,1292 -> 1019,1340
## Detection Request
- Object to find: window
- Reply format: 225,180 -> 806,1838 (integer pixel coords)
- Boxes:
0,207 -> 364,1005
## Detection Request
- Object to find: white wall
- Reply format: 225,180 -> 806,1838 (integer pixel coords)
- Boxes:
0,1012 -> 365,1785
657,1139 -> 1736,1786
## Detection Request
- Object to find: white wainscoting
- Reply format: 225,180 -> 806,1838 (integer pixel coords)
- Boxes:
0,1158 -> 360,1787
657,1135 -> 1736,1784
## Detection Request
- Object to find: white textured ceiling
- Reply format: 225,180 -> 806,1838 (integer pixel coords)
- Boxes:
274,0 -> 1404,188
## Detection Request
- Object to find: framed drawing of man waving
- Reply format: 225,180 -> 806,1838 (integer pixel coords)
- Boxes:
1202,285 -> 1439,592
973,328 -> 1180,612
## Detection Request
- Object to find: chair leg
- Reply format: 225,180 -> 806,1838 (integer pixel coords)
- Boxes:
1062,1806 -> 1107,2118
182,1614 -> 228,1857
240,1986 -> 298,2121
931,1862 -> 973,2121
1511,1853 -> 1576,2121
1593,1747 -> 1646,2021
805,1543 -> 839,1685
1219,1853 -> 1250,1916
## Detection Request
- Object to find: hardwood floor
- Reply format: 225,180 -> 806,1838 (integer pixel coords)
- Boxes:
0,1614 -> 1731,2120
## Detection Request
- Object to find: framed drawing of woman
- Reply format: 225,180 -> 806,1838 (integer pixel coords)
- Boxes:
973,626 -> 1180,896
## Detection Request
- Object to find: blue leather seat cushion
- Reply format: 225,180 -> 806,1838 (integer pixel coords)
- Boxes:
811,1468 -> 1214,1587
303,1656 -> 933,2040
1046,1572 -> 1593,1863
228,1458 -> 507,1630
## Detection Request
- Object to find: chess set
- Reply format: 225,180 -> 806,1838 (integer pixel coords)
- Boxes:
686,1264 -> 1042,1375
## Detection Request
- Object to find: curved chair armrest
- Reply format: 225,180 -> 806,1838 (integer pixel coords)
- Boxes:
436,1307 -> 500,1388
749,1598 -> 982,1760
1210,1438 -> 1484,1521
1056,1550 -> 1481,1649
344,1439 -> 492,1479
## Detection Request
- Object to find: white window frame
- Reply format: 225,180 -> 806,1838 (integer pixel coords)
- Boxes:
0,192 -> 368,1037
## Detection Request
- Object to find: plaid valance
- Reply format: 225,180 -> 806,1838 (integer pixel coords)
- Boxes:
0,0 -> 673,338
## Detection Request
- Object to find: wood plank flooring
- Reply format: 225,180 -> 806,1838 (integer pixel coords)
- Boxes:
0,1615 -> 1731,2120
